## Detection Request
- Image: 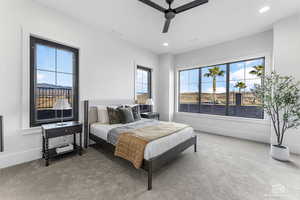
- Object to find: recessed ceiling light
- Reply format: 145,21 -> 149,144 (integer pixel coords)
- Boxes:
259,6 -> 270,14
163,42 -> 169,47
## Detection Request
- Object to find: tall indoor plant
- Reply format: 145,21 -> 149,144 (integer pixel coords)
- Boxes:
252,72 -> 300,161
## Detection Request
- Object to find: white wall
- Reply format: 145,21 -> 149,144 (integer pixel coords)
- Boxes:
173,22 -> 300,155
0,0 -> 158,168
157,54 -> 175,121
273,13 -> 300,154
173,31 -> 274,145
175,31 -> 274,67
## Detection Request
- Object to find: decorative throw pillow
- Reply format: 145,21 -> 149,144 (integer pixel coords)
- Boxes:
118,107 -> 135,124
97,106 -> 109,124
107,106 -> 122,124
127,105 -> 141,121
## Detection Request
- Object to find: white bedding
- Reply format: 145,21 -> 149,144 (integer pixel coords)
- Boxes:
90,119 -> 195,160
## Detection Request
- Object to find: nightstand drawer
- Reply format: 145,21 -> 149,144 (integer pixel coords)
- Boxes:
66,125 -> 82,134
46,125 -> 82,138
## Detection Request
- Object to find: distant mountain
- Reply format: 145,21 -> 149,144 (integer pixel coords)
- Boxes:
37,83 -> 72,89
36,83 -> 73,109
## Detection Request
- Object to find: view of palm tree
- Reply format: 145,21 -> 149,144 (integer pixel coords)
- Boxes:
203,66 -> 225,104
249,65 -> 264,77
234,81 -> 247,93
179,58 -> 265,119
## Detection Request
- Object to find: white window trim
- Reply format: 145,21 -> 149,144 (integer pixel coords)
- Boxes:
174,52 -> 273,124
21,27 -> 80,134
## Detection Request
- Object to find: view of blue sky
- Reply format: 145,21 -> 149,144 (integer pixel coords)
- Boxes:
36,44 -> 74,87
136,69 -> 149,94
180,58 -> 264,93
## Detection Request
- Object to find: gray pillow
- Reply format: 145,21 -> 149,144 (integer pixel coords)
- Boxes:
118,107 -> 135,124
129,105 -> 141,121
107,106 -> 122,124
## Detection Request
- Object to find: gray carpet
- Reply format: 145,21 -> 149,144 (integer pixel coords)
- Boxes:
0,132 -> 300,200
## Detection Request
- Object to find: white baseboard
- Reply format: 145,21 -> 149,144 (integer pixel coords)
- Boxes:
0,137 -> 84,169
0,148 -> 42,169
288,144 -> 300,155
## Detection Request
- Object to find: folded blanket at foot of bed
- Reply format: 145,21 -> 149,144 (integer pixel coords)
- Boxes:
113,121 -> 190,168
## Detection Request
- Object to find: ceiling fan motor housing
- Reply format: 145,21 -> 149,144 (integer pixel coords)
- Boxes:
139,0 -> 209,33
165,10 -> 175,19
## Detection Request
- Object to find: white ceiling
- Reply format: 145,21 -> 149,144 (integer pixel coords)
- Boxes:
34,0 -> 300,54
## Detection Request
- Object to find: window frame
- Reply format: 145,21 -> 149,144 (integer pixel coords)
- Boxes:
178,57 -> 265,119
29,36 -> 79,127
136,66 -> 152,103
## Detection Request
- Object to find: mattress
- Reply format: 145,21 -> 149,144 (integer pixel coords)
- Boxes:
90,119 -> 195,160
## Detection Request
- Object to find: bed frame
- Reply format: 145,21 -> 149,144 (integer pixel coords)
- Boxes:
83,100 -> 197,190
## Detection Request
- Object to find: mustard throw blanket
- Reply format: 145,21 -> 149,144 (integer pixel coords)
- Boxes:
114,122 -> 189,168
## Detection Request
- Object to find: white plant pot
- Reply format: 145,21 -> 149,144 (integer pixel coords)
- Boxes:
270,145 -> 290,161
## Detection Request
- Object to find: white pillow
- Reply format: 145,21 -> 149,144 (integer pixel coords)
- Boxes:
96,106 -> 109,124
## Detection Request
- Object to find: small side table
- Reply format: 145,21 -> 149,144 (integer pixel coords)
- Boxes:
41,121 -> 83,166
141,112 -> 160,120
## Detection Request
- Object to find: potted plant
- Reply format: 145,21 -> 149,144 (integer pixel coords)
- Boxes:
234,81 -> 247,106
252,72 -> 300,161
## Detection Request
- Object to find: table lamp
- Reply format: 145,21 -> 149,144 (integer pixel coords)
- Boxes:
53,98 -> 71,126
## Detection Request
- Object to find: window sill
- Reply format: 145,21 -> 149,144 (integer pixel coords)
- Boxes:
22,126 -> 42,135
175,111 -> 269,125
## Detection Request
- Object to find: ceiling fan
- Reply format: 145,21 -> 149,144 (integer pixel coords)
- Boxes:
138,0 -> 209,33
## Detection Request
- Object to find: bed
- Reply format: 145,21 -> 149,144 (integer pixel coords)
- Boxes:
83,100 -> 197,190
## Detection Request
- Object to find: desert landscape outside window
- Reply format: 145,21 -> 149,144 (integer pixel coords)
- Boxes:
179,57 -> 265,119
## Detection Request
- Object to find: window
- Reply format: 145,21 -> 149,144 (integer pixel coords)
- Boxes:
179,68 -> 200,113
30,36 -> 79,127
136,66 -> 152,104
179,57 -> 265,119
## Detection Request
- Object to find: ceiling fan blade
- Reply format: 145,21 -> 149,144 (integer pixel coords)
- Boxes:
174,0 -> 209,14
162,19 -> 171,33
138,0 -> 166,13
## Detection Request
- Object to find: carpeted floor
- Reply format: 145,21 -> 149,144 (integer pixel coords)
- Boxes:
0,132 -> 300,200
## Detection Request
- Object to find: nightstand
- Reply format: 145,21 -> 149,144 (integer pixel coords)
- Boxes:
41,121 -> 83,166
141,112 -> 160,120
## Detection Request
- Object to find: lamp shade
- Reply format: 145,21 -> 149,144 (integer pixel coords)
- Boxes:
146,98 -> 154,106
53,98 -> 71,110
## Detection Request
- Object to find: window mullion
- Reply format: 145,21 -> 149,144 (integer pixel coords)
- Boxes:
226,64 -> 230,115
148,69 -> 151,98
198,68 -> 201,113
55,48 -> 57,86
